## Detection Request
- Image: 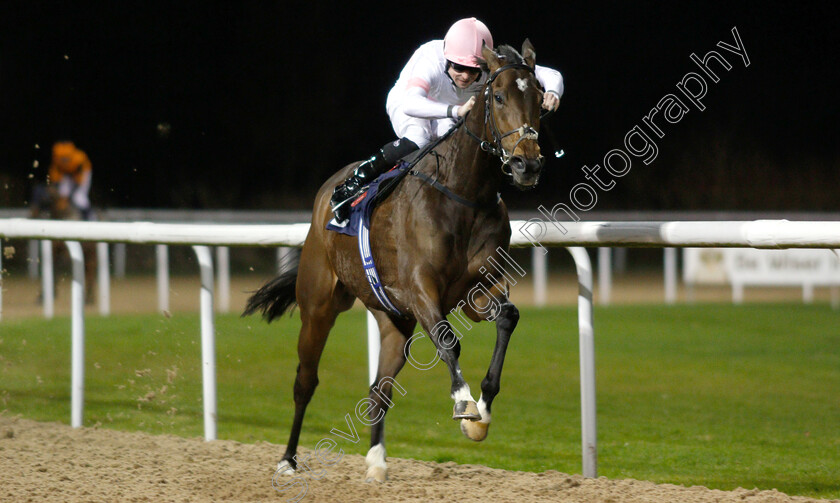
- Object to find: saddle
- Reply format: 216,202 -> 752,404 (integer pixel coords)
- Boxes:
325,163 -> 408,236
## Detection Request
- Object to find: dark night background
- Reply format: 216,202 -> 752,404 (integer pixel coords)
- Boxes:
1,1 -> 837,213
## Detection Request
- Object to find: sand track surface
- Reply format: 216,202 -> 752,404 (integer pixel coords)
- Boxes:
0,416 -> 834,503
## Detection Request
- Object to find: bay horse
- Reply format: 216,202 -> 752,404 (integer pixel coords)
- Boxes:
245,41 -> 547,482
32,186 -> 97,304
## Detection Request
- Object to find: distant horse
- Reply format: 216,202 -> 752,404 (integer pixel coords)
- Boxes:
31,186 -> 97,304
245,41 -> 546,482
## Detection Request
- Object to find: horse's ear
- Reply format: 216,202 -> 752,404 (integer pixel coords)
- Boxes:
522,38 -> 536,69
482,42 -> 501,72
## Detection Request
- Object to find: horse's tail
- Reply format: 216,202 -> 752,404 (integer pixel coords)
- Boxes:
242,255 -> 300,322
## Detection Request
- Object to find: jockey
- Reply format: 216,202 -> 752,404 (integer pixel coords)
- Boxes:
47,140 -> 93,220
330,17 -> 564,223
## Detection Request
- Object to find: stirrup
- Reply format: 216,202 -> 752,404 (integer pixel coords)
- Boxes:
331,205 -> 351,226
331,194 -> 353,212
331,171 -> 369,208
329,154 -> 383,224
330,192 -> 355,224
331,183 -> 359,210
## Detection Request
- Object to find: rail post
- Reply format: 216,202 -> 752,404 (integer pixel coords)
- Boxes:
192,245 -> 218,441
66,241 -> 86,428
567,247 -> 597,478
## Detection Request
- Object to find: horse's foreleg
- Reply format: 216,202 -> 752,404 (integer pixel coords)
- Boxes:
413,289 -> 481,422
364,312 -> 414,483
461,299 -> 519,442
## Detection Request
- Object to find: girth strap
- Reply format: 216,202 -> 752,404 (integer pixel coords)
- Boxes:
358,214 -> 405,318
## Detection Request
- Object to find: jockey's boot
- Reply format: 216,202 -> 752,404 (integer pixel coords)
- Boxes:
330,138 -> 418,223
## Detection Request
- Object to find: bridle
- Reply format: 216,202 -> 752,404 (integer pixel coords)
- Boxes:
390,62 -> 550,209
464,63 -> 545,172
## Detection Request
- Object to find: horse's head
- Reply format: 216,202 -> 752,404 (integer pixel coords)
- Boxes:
478,40 -> 545,189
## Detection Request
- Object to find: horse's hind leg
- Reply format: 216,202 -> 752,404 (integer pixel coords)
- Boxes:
364,311 -> 415,483
277,247 -> 354,473
460,295 -> 519,442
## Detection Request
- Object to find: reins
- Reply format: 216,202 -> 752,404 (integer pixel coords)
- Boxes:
404,120 -> 500,210
369,118 -> 463,208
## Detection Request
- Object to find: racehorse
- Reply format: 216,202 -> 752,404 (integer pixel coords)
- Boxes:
31,186 -> 97,304
245,41 -> 547,482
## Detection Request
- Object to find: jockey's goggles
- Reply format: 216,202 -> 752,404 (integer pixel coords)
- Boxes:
448,61 -> 481,75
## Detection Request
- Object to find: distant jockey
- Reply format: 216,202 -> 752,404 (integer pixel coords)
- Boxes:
46,140 -> 93,220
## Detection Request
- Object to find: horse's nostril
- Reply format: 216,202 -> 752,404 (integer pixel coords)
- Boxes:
509,156 -> 526,172
511,156 -> 542,174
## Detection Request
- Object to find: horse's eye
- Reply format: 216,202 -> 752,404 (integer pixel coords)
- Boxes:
494,92 -> 504,105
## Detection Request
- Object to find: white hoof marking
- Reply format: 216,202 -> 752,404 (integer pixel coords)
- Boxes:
275,459 -> 296,476
451,384 -> 474,402
364,444 -> 387,482
476,395 -> 491,424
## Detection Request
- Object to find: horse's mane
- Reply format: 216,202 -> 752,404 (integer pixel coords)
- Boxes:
479,44 -> 525,72
497,44 -> 525,63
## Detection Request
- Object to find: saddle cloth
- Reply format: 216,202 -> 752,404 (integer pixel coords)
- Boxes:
325,164 -> 407,317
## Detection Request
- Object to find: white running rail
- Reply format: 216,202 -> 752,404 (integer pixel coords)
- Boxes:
3,217 -> 840,478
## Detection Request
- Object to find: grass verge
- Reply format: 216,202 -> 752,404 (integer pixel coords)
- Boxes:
1,304 -> 838,498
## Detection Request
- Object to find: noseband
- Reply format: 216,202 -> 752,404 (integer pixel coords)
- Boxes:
465,63 -> 542,171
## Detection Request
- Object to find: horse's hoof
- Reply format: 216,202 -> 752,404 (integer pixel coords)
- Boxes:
275,460 -> 296,476
364,465 -> 387,483
460,419 -> 490,441
452,400 -> 481,421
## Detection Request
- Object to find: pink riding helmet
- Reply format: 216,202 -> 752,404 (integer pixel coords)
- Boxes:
443,17 -> 494,68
